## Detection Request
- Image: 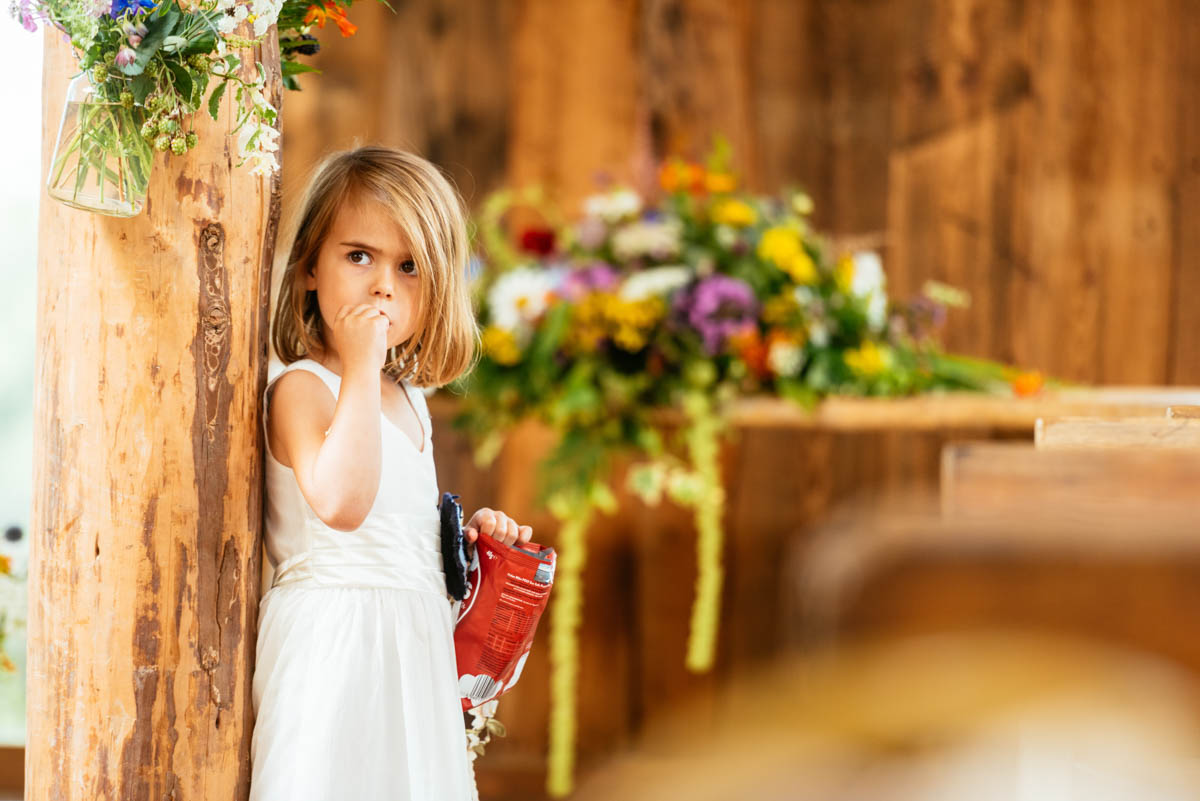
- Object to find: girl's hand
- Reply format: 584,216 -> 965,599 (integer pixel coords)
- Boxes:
331,303 -> 389,375
464,507 -> 533,548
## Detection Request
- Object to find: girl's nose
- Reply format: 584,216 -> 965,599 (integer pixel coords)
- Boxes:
371,271 -> 395,299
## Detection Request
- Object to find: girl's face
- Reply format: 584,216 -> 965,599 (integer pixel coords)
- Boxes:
305,193 -> 422,358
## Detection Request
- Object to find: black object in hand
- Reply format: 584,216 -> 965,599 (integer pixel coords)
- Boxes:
439,491 -> 470,601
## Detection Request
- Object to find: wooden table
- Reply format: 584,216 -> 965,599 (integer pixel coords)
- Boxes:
429,386 -> 1200,800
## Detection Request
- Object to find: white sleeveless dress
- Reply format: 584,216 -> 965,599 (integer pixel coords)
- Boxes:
250,358 -> 476,801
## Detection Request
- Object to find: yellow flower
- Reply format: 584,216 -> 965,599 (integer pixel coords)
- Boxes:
782,251 -> 817,284
762,293 -> 798,325
758,226 -> 800,264
565,293 -> 610,354
834,254 -> 855,293
481,326 -> 522,366
604,295 -> 664,352
710,198 -> 757,228
844,341 -> 890,377
758,226 -> 818,284
705,172 -> 737,194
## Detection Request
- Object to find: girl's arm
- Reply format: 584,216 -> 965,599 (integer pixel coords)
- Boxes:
269,367 -> 383,531
269,303 -> 391,531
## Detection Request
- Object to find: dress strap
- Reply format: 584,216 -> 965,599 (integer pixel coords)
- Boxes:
274,358 -> 342,400
263,359 -> 343,451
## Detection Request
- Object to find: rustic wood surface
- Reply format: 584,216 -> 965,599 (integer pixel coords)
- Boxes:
267,0 -> 1200,795
941,442 -> 1200,525
29,32 -> 281,801
1035,417 -> 1200,449
282,0 -> 1200,387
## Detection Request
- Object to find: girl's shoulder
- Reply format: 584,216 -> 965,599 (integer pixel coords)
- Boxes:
269,358 -> 341,399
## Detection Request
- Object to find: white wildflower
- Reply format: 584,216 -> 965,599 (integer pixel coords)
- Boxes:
767,338 -> 805,377
611,219 -> 682,262
487,266 -> 557,332
236,118 -> 280,176
849,251 -> 888,332
808,320 -> 830,348
617,265 -> 692,302
583,188 -> 641,223
849,251 -> 885,297
714,224 -> 737,249
216,2 -> 246,35
250,0 -> 281,35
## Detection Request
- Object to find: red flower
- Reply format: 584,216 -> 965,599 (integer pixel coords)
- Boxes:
305,1 -> 357,37
519,227 -> 556,256
729,328 -> 769,379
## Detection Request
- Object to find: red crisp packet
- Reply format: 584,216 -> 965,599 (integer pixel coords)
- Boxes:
453,530 -> 556,711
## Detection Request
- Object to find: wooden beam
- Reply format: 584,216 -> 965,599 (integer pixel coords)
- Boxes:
28,32 -> 280,801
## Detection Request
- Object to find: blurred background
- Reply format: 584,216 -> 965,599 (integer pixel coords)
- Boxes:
11,1 -> 1200,799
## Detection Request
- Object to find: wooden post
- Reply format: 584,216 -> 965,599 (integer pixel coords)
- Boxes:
27,30 -> 281,801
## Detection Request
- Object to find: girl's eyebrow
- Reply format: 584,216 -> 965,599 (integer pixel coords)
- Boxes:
338,240 -> 413,258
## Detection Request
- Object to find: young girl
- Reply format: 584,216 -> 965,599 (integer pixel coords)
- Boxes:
252,146 -> 533,800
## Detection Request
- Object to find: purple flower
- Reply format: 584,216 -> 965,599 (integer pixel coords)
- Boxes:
115,47 -> 137,67
15,0 -> 39,30
560,262 -> 619,300
109,0 -> 155,18
575,217 -> 607,251
673,275 -> 758,354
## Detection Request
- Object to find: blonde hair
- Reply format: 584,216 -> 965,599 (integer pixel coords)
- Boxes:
272,146 -> 479,387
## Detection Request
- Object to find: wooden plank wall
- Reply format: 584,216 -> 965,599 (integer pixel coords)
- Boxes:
276,0 -> 1200,795
281,0 -> 1200,385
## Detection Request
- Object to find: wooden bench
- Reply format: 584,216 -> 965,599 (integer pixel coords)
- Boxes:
941,442 -> 1200,523
1035,417 -> 1200,448
798,443 -> 1200,677
797,498 -> 1200,676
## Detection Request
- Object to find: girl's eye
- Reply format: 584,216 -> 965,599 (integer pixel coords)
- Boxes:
398,260 -> 417,275
348,250 -> 371,266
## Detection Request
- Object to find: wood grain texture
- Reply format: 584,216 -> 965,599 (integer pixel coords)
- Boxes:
29,32 -> 280,801
278,0 -> 512,233
282,0 -> 1200,386
638,0 -> 759,182
1035,417 -> 1200,449
507,0 -> 642,215
941,442 -> 1200,525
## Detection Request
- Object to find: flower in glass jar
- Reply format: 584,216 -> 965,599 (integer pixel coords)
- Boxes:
13,0 -> 40,28
114,46 -> 137,67
108,0 -> 154,17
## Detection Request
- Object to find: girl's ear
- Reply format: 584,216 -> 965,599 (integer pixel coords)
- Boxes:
303,261 -> 318,291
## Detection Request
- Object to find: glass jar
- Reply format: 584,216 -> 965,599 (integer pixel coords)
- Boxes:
46,73 -> 154,218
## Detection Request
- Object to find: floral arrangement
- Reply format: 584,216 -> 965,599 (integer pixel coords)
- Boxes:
452,143 -> 1045,796
12,0 -> 378,214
